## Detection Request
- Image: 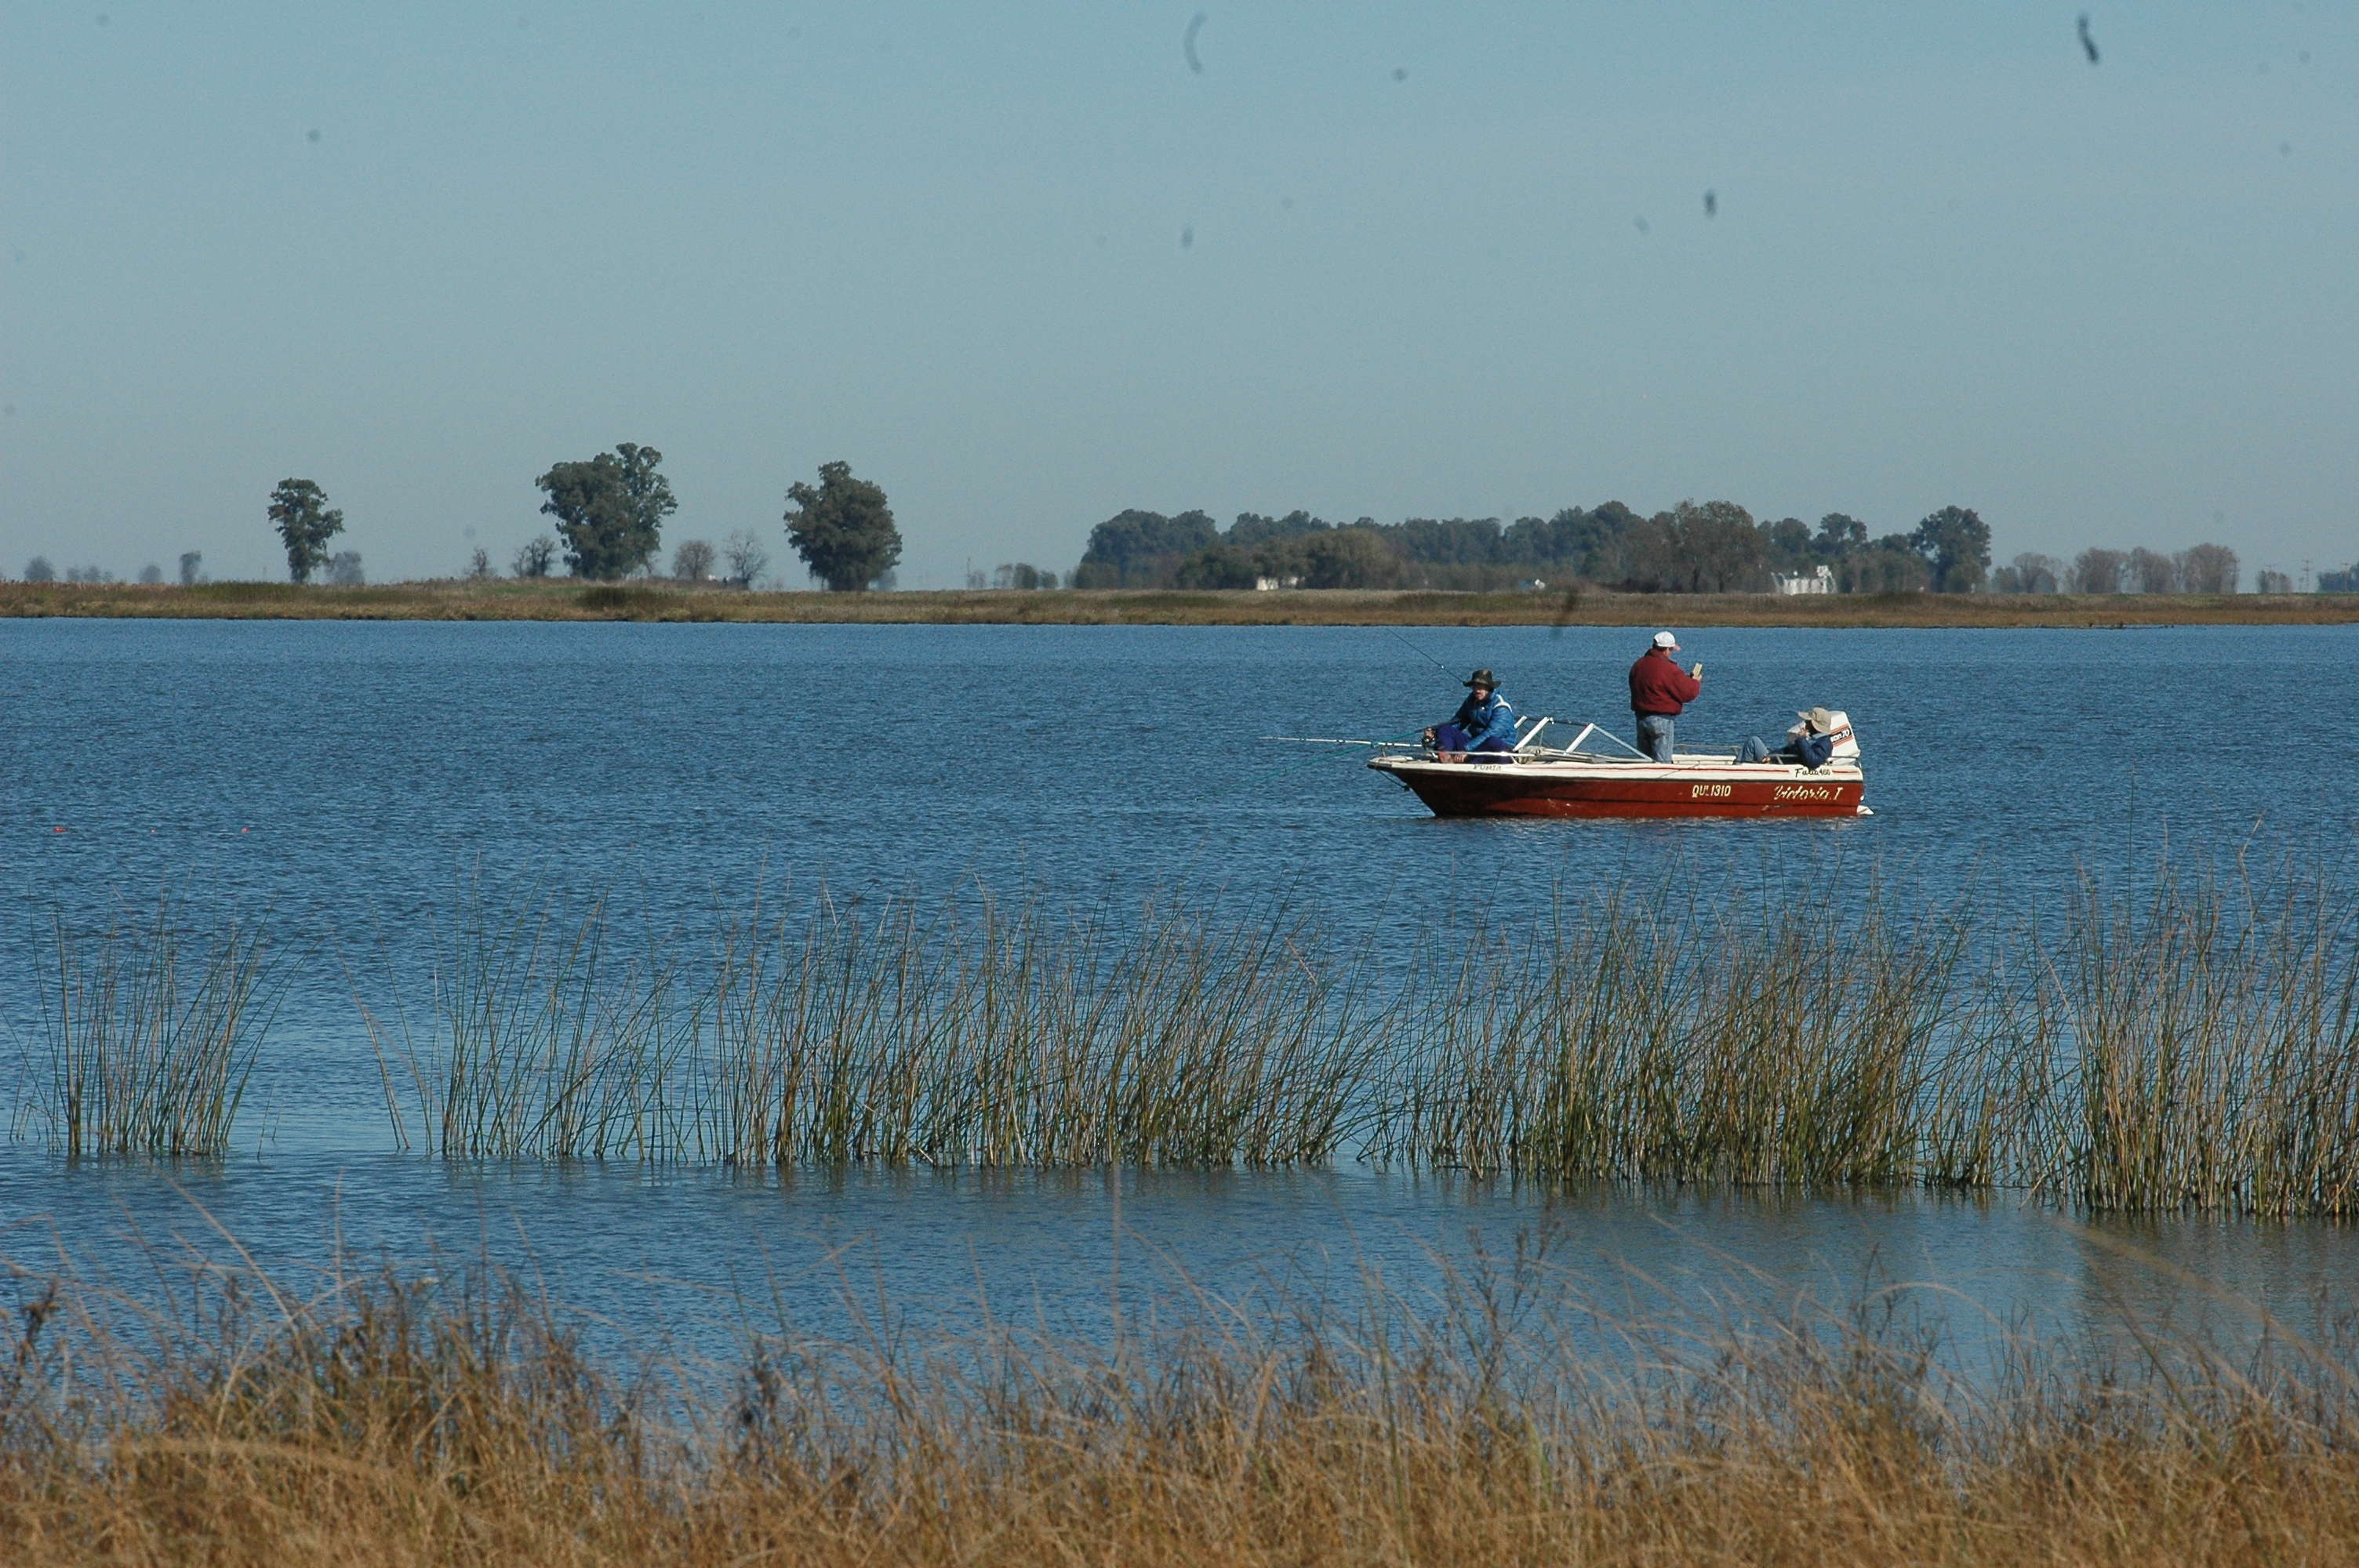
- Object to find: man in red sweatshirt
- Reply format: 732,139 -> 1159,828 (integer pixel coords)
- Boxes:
1628,630 -> 1703,762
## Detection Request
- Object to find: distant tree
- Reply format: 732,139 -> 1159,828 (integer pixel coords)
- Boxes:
2317,563 -> 2358,593
1759,517 -> 1815,571
1659,499 -> 1765,592
2175,543 -> 2239,594
178,551 -> 204,586
513,535 -> 558,579
1072,508 -> 1220,587
536,443 -> 674,579
267,477 -> 345,583
66,565 -> 117,584
467,547 -> 494,581
784,461 -> 902,591
1994,552 -> 2063,593
1174,544 -> 1259,590
671,539 -> 717,582
1296,527 -> 1401,589
2070,548 -> 2126,594
991,562 -> 1056,590
720,529 -> 769,587
1910,506 -> 1992,593
23,557 -> 53,583
138,562 -> 164,584
1816,514 -> 1868,556
325,550 -> 365,586
1840,537 -> 1932,593
2126,547 -> 2179,593
2255,568 -> 2294,593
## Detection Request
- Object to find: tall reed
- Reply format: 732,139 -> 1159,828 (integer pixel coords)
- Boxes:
24,899 -> 282,1158
372,884 -> 1381,1167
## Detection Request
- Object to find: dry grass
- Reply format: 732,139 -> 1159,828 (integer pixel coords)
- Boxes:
6,578 -> 2357,626
4,1236 -> 2357,1566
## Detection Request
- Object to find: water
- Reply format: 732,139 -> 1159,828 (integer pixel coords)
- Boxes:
4,618 -> 2357,1356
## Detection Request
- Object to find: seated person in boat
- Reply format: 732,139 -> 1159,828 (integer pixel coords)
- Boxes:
1628,632 -> 1703,762
1735,707 -> 1839,769
1422,669 -> 1516,761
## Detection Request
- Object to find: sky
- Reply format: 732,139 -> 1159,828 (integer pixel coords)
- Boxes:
2,2 -> 2353,588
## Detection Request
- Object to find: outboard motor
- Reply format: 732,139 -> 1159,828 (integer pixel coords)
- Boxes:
1822,711 -> 1859,761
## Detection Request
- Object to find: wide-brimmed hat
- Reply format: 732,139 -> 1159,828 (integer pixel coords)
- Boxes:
1651,631 -> 1680,650
1463,668 -> 1497,688
1796,706 -> 1836,733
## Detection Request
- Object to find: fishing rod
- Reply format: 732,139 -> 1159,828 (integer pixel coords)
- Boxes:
1256,735 -> 1407,746
1383,626 -> 1456,675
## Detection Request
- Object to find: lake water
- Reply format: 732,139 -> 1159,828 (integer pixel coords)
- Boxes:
5,619 -> 2357,1357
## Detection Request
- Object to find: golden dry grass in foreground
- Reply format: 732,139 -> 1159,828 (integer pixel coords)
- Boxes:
6,578 -> 2357,626
5,1245 -> 2359,1567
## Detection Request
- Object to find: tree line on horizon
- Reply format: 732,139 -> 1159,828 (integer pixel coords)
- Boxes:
1072,503 -> 2266,596
239,450 -> 904,591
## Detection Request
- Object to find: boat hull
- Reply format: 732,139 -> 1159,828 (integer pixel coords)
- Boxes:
1369,756 -> 1866,819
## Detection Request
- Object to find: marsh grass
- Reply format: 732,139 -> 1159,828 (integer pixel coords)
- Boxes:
20,864 -> 2359,1211
368,884 -> 1382,1167
6,1232 -> 2359,1566
20,900 -> 285,1158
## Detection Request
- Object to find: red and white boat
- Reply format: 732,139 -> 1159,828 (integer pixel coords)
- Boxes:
1367,714 -> 1870,820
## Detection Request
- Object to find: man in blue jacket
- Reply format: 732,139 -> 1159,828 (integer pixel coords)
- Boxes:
1735,707 -> 1839,768
1423,669 -> 1517,762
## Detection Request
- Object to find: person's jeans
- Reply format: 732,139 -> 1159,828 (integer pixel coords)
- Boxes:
1735,735 -> 1772,764
1434,724 -> 1512,761
1636,713 -> 1675,763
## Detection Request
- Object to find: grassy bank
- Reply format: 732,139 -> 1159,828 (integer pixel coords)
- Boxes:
7,578 -> 2358,627
3,1244 -> 2354,1566
20,869 -> 2359,1215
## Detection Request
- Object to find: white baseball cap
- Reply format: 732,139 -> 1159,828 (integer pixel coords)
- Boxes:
1652,630 -> 1680,650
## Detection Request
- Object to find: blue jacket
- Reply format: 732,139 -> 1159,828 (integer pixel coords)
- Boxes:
1451,689 -> 1518,750
1779,731 -> 1836,770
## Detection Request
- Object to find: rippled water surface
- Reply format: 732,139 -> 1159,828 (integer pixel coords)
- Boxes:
5,618 -> 2357,1345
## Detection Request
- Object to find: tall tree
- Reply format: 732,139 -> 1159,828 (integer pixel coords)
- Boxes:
784,461 -> 902,591
536,444 -> 675,579
1910,506 -> 1992,593
2175,543 -> 2240,594
267,478 -> 345,583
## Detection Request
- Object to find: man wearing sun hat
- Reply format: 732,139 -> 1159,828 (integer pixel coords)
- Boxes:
1628,631 -> 1703,763
1422,668 -> 1517,763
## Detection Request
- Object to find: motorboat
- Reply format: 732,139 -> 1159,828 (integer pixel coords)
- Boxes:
1366,714 -> 1870,819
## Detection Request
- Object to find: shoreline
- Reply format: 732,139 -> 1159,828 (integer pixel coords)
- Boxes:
5,579 -> 2357,628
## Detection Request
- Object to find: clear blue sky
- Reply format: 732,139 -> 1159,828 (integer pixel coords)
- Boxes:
3,2 -> 2352,586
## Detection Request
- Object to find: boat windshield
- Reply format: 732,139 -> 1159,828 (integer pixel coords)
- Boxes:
1517,719 -> 1641,757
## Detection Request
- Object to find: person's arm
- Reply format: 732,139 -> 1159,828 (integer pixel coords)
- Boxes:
1800,731 -> 1835,768
1672,663 -> 1703,702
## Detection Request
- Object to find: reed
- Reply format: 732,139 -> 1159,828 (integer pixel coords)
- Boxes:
21,899 -> 282,1158
5,1238 -> 2357,1566
371,884 -> 1380,1167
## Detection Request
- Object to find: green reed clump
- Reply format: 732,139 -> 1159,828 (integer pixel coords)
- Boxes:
2045,871 -> 2359,1217
25,900 -> 283,1159
367,880 -> 697,1160
1377,865 -> 2359,1215
373,884 -> 1379,1167
1379,888 -> 1970,1185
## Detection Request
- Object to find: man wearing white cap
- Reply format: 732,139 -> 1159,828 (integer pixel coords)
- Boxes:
1627,631 -> 1703,763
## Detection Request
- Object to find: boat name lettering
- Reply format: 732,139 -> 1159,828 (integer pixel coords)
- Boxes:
1773,785 -> 1835,802
1690,782 -> 1733,799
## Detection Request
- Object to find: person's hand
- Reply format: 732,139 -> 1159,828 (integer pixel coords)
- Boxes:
1689,662 -> 1703,679
1420,728 -> 1436,746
